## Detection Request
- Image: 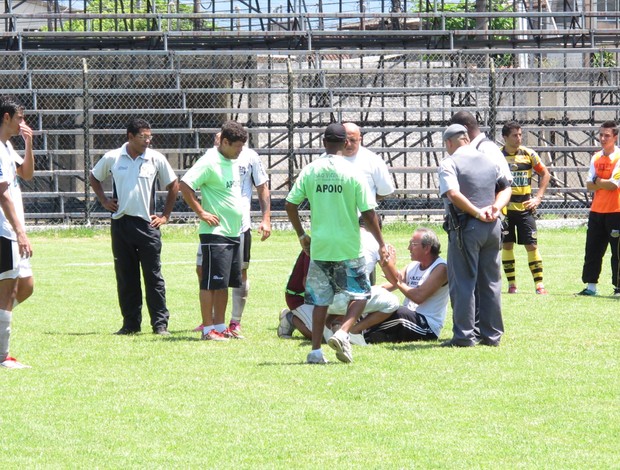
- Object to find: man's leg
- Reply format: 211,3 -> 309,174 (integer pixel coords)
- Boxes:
581,212 -> 607,289
526,244 -> 545,292
477,221 -> 504,346
502,242 -> 516,291
138,222 -> 170,332
111,218 -> 142,332
230,229 -> 251,329
605,213 -> 620,290
0,278 -> 17,363
199,288 -> 229,341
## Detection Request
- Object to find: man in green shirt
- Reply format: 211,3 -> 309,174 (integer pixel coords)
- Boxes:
286,122 -> 390,364
180,121 -> 247,341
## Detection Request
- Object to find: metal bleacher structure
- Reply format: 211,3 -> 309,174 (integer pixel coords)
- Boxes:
1,0 -> 620,224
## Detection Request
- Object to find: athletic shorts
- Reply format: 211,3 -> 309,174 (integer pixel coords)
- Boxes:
502,210 -> 538,245
0,236 -> 21,281
198,234 -> 242,290
197,228 -> 251,270
305,257 -> 370,307
291,303 -> 348,343
364,307 -> 438,343
327,286 -> 400,316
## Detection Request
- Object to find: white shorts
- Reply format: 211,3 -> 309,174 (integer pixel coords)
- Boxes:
0,237 -> 21,281
18,256 -> 32,279
327,286 -> 399,316
291,304 -> 335,343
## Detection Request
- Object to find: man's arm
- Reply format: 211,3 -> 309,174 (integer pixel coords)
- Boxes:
89,172 -> 118,213
150,179 -> 179,228
445,189 -> 484,220
285,201 -> 310,255
360,209 -> 389,266
0,182 -> 32,258
587,178 -> 619,192
179,181 -> 220,226
394,263 -> 447,305
15,122 -> 34,181
255,183 -> 271,241
524,164 -> 551,210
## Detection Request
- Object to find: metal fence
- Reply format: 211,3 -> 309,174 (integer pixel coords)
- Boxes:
1,47 -> 619,224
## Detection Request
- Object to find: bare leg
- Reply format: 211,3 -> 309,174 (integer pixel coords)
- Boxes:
349,311 -> 390,335
311,306 -> 328,350
292,316 -> 312,340
339,299 -> 368,333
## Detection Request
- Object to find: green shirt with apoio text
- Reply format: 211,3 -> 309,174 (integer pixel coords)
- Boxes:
181,147 -> 242,237
286,154 -> 376,261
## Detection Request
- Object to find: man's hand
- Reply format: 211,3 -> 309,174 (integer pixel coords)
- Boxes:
150,214 -> 169,228
299,233 -> 311,255
101,197 -> 118,213
378,244 -> 390,266
258,221 -> 272,241
200,211 -> 220,226
19,122 -> 33,141
523,196 -> 541,211
16,231 -> 32,258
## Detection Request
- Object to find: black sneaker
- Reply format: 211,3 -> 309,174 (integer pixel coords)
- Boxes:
153,327 -> 171,336
614,287 -> 620,298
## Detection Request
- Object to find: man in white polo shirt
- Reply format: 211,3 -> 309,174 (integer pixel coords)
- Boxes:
90,118 -> 179,336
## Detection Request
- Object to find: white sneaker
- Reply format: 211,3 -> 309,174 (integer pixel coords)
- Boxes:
306,350 -> 328,364
327,330 -> 353,363
277,309 -> 295,338
348,333 -> 367,346
0,356 -> 31,369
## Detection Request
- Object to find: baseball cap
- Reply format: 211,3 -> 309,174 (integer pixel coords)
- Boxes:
443,124 -> 468,141
324,123 -> 347,142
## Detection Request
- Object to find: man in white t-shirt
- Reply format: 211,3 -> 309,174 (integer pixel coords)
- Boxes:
342,123 -> 395,201
349,228 -> 449,343
0,96 -> 34,369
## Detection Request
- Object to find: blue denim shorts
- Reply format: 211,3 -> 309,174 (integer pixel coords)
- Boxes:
305,257 -> 371,306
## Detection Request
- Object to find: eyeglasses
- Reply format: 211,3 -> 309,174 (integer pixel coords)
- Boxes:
409,242 -> 423,246
136,133 -> 153,141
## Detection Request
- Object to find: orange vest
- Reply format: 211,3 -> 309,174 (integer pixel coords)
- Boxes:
591,150 -> 620,213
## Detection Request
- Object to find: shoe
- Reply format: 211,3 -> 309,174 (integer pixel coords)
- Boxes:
192,323 -> 204,332
277,309 -> 295,338
440,339 -> 475,348
0,356 -> 31,369
348,333 -> 368,346
507,285 -> 518,294
201,329 -> 229,341
327,330 -> 353,363
478,339 -> 500,347
228,321 -> 245,339
306,350 -> 328,364
576,288 -> 597,296
114,327 -> 140,335
535,287 -> 548,295
153,327 -> 171,336
614,287 -> 620,298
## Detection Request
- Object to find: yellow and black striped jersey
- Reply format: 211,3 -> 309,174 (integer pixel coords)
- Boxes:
500,145 -> 546,212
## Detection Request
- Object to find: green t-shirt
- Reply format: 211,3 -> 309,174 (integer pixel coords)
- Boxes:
286,154 -> 376,261
181,148 -> 242,237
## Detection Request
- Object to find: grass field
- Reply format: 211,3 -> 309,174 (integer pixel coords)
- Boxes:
1,223 -> 618,468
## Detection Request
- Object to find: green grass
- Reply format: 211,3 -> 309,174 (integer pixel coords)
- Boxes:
1,224 -> 618,468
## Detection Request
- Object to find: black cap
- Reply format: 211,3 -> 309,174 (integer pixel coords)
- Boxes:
324,123 -> 347,143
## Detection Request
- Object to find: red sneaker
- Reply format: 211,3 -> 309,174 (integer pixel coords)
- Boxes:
200,329 -> 229,341
0,356 -> 31,369
227,321 -> 245,339
507,285 -> 518,294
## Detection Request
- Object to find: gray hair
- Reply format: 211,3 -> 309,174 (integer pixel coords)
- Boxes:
415,227 -> 441,256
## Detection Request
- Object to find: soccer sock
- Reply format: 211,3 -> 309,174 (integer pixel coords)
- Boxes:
502,248 -> 516,286
0,309 -> 12,363
231,279 -> 249,323
527,249 -> 543,285
213,323 -> 226,333
202,325 -> 214,335
588,283 -> 598,292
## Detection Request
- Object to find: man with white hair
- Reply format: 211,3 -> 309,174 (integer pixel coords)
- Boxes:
438,123 -> 511,347
342,122 -> 394,200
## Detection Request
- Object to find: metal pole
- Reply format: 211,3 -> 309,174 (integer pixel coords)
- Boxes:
83,58 -> 91,224
287,58 -> 294,190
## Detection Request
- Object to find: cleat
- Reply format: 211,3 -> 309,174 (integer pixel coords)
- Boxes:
575,288 -> 597,296
0,356 -> 31,369
228,321 -> 245,339
507,285 -> 518,294
535,287 -> 548,295
613,287 -> 620,298
192,323 -> 204,332
277,309 -> 295,338
201,328 -> 229,341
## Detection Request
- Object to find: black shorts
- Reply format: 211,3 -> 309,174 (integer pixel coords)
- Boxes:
502,210 -> 538,245
199,234 -> 242,290
240,228 -> 251,268
363,307 -> 437,343
0,236 -> 19,279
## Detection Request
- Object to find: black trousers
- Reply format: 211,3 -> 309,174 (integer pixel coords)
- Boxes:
582,211 -> 620,288
111,216 -> 170,331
